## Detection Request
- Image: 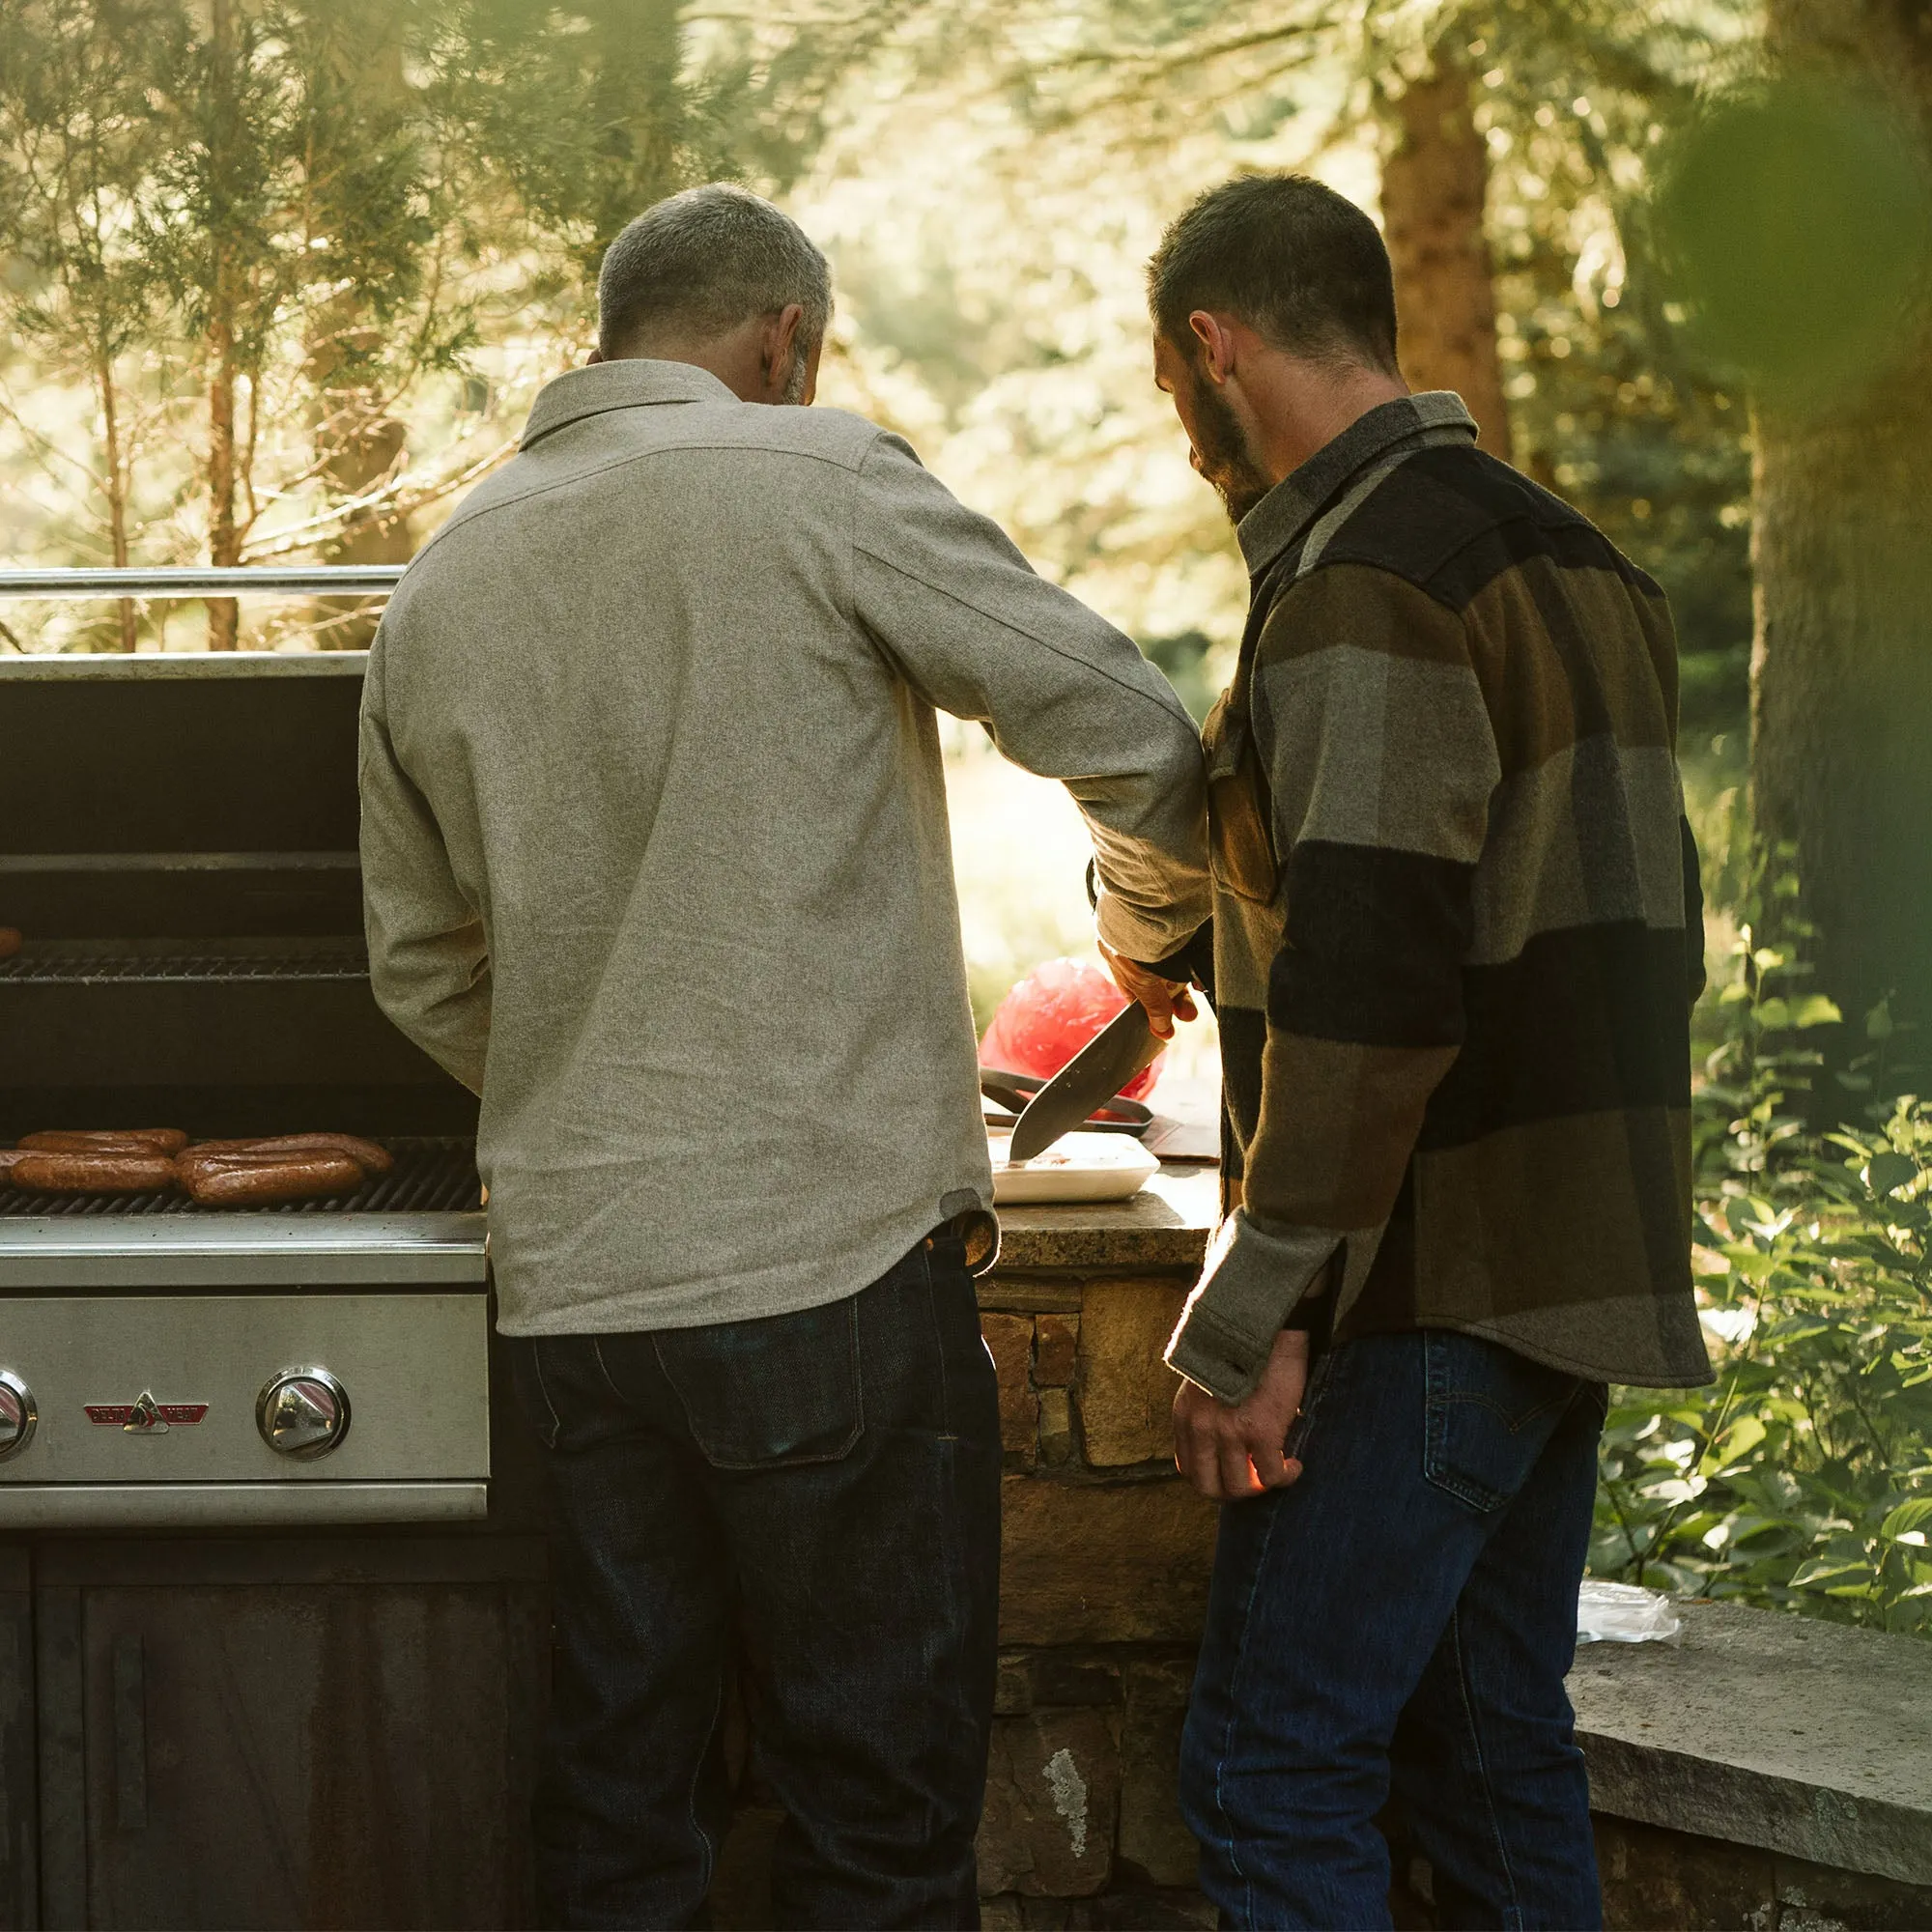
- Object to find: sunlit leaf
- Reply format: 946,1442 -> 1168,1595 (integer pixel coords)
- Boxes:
1792,995 -> 1843,1030
1880,1498 -> 1932,1540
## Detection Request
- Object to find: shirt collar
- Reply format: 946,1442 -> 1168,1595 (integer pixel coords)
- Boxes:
1235,390 -> 1478,578
520,358 -> 738,451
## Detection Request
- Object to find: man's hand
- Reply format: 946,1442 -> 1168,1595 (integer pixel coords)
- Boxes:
1099,938 -> 1198,1041
1173,1329 -> 1311,1500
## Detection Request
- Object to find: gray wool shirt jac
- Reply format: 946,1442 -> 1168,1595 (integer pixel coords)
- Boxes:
359,357 -> 1210,1336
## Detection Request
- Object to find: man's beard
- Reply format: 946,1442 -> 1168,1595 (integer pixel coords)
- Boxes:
1186,370 -> 1274,525
779,344 -> 811,405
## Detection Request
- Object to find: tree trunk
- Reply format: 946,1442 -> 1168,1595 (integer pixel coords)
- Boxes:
94,349 -> 137,653
1377,42 -> 1514,464
1751,0 -> 1932,1030
312,322 -> 413,648
306,0 -> 414,649
204,0 -> 242,650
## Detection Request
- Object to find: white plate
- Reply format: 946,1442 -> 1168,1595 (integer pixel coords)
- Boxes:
988,1129 -> 1160,1204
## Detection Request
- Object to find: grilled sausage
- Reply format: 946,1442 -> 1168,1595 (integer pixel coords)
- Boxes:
0,929 -> 19,961
174,1147 -> 295,1183
184,1133 -> 392,1175
21,1128 -> 189,1156
0,1149 -> 34,1183
242,1133 -> 392,1176
12,1150 -> 178,1194
184,1152 -> 363,1206
177,1145 -> 348,1174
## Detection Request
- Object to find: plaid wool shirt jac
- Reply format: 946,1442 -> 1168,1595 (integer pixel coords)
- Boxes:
1166,393 -> 1714,1404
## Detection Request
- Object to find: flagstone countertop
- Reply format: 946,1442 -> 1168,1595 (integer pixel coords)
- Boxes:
1570,1600 -> 1932,1889
990,1163 -> 1217,1276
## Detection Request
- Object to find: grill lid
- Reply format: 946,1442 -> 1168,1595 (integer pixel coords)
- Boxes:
1,655 -> 477,1140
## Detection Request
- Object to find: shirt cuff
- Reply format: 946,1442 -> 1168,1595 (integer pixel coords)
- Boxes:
1092,886 -> 1182,964
1163,1208 -> 1342,1404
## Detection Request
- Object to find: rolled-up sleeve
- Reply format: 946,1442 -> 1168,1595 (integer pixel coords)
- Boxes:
358,628 -> 493,1094
850,433 -> 1210,960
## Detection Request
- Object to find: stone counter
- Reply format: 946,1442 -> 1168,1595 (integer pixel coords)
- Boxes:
713,1172 -> 1932,1932
989,1166 -> 1218,1277
973,1166 -> 1217,1926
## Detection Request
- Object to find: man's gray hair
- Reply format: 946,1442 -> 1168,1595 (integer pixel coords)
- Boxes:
596,185 -> 832,363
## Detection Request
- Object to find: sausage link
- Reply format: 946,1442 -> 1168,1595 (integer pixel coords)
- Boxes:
183,1133 -> 392,1175
242,1133 -> 393,1176
0,929 -> 19,961
175,1148 -> 300,1183
21,1128 -> 189,1156
185,1153 -> 363,1207
12,1151 -> 178,1194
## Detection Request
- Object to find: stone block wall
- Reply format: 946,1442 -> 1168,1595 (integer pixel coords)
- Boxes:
1383,1815 -> 1932,1932
975,1271 -> 1219,1927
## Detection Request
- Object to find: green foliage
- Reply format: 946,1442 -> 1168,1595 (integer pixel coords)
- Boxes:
424,0 -> 714,274
1594,850 -> 1932,1636
0,0 -> 170,366
1139,630 -> 1218,724
0,0 -> 863,625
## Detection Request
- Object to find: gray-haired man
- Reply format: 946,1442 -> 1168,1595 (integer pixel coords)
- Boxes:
358,185 -> 1210,1928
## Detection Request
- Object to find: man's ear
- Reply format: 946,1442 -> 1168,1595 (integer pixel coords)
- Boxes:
1189,311 -> 1236,386
762,303 -> 806,397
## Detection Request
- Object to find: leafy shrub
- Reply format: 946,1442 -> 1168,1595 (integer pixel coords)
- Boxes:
1591,845 -> 1932,1635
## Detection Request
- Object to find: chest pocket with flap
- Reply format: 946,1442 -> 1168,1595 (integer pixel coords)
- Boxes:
1201,678 -> 1278,906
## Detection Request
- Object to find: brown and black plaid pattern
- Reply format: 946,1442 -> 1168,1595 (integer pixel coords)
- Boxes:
1165,393 -> 1712,1401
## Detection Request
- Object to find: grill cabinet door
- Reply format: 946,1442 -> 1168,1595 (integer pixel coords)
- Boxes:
0,1546 -> 33,1929
34,1537 -> 548,1931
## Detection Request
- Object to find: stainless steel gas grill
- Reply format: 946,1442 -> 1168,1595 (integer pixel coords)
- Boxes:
0,580 -> 553,1930
0,644 -> 491,1531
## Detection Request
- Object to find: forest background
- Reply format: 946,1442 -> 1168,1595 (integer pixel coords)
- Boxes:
3,0 -> 1932,1634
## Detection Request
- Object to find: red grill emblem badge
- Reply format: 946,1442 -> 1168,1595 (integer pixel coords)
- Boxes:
85,1390 -> 209,1433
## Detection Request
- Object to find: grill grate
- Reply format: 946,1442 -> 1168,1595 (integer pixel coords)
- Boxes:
0,1138 -> 480,1217
0,946 -> 368,985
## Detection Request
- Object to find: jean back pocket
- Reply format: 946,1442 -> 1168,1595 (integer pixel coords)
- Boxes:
653,1293 -> 865,1470
1423,1329 -> 1581,1512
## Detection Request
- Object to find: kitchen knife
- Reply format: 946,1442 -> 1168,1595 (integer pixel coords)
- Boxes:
1008,1003 -> 1160,1161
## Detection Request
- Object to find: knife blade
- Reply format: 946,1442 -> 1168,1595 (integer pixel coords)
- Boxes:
1008,1003 -> 1160,1161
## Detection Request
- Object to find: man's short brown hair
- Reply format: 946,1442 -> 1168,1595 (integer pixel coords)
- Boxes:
1148,174 -> 1399,373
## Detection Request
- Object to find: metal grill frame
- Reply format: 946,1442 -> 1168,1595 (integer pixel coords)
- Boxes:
0,947 -> 369,985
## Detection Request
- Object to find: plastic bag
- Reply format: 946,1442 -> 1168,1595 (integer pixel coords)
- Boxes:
979,957 -> 1164,1101
1576,1577 -> 1683,1645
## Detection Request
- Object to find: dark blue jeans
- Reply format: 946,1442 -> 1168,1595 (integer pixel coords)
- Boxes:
1181,1329 -> 1606,1931
505,1233 -> 1002,1930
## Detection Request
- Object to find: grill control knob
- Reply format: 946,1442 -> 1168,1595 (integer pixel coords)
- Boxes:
0,1372 -> 35,1461
256,1367 -> 350,1460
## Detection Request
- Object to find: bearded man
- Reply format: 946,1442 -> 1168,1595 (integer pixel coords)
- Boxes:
1110,173 -> 1711,1931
